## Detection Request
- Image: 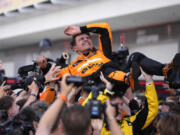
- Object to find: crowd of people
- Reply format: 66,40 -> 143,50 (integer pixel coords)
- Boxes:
0,22 -> 179,135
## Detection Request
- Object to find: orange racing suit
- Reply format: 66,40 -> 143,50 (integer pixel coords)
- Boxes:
57,23 -> 128,88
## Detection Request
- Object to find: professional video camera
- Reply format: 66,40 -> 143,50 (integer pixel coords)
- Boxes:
0,70 -> 21,91
66,75 -> 86,86
11,74 -> 45,91
18,52 -> 69,78
54,52 -> 69,68
34,52 -> 69,77
84,84 -> 120,121
17,65 -> 43,91
65,75 -> 108,89
18,60 -> 41,78
0,61 -> 45,92
85,85 -> 106,119
47,52 -> 69,68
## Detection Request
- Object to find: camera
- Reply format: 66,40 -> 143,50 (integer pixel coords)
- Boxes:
18,61 -> 41,77
89,99 -> 105,119
47,52 -> 69,69
66,76 -> 86,86
55,52 -> 69,68
12,74 -> 45,91
0,62 -> 45,92
85,85 -> 106,119
0,70 -> 20,91
17,61 -> 45,90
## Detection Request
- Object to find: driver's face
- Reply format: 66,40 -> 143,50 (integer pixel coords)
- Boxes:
73,34 -> 93,54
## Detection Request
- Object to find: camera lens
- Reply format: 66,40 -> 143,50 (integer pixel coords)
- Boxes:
91,106 -> 99,115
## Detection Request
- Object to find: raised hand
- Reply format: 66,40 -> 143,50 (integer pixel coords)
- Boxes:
91,119 -> 103,135
28,80 -> 39,93
140,67 -> 153,84
60,74 -> 74,97
64,26 -> 81,36
45,64 -> 61,83
0,81 -> 6,97
100,72 -> 114,90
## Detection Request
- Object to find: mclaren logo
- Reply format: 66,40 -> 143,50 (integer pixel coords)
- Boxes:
77,58 -> 102,72
81,62 -> 103,74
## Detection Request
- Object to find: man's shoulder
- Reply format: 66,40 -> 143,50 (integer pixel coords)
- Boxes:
68,56 -> 83,67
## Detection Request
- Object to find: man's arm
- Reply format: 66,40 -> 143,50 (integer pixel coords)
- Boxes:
44,63 -> 61,83
81,22 -> 113,59
22,81 -> 39,108
106,99 -> 124,135
130,67 -> 158,132
36,75 -> 74,135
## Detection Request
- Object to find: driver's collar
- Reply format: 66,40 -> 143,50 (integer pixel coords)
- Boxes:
78,50 -> 96,60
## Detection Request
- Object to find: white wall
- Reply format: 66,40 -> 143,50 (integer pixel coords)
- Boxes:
1,0 -> 180,49
2,62 -> 15,77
